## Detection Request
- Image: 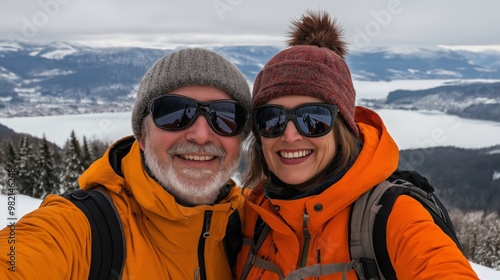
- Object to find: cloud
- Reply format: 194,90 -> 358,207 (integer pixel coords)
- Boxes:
1,0 -> 500,48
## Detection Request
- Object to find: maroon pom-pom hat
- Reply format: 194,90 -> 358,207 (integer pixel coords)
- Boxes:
252,45 -> 358,137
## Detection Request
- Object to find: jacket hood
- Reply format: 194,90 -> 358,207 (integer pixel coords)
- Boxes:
78,135 -> 135,193
78,136 -> 244,220
305,106 -> 399,227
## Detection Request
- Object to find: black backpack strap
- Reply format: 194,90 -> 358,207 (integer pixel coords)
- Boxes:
386,170 -> 462,250
224,209 -> 243,269
372,178 -> 463,280
372,185 -> 408,280
63,188 -> 125,280
239,216 -> 272,280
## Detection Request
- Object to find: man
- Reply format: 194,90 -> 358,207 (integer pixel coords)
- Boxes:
0,48 -> 252,279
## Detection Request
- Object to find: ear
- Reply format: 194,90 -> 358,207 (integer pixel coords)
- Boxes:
139,118 -> 148,151
139,134 -> 146,151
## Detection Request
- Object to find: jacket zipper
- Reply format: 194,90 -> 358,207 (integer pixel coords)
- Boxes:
299,210 -> 311,267
197,210 -> 213,280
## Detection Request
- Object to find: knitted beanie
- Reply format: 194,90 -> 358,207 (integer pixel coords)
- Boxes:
131,48 -> 252,139
252,11 -> 359,136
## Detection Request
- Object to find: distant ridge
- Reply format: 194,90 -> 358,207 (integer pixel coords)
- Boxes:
359,81 -> 500,122
1,40 -> 500,118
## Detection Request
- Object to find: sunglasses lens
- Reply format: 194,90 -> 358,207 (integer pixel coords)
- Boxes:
209,102 -> 247,136
151,96 -> 197,129
151,95 -> 247,136
254,104 -> 337,138
254,107 -> 286,137
295,105 -> 334,136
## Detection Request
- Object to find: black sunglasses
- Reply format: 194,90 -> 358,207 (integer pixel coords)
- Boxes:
253,103 -> 338,138
149,94 -> 249,136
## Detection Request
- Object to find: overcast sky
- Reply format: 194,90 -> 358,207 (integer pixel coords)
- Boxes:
2,0 -> 500,51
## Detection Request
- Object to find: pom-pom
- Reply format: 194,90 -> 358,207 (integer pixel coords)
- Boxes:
287,10 -> 348,58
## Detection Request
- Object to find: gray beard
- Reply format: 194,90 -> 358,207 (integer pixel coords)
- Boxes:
143,141 -> 240,206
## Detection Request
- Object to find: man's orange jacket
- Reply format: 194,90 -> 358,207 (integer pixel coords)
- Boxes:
0,136 -> 245,279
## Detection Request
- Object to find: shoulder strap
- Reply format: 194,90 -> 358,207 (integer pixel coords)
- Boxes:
63,188 -> 125,280
393,179 -> 461,250
224,209 -> 243,269
239,216 -> 270,280
350,181 -> 394,280
351,175 -> 463,280
373,179 -> 462,280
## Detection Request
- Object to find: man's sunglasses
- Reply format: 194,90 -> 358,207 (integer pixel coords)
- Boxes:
253,103 -> 338,138
149,94 -> 249,136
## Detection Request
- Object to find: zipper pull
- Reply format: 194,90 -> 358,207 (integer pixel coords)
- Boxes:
203,210 -> 213,238
299,210 -> 311,267
194,267 -> 200,280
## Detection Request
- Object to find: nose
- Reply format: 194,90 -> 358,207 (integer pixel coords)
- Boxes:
280,120 -> 303,142
185,115 -> 215,144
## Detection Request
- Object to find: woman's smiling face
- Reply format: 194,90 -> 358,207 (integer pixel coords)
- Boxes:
260,95 -> 337,185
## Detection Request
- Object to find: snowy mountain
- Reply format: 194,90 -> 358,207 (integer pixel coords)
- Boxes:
1,40 -> 500,118
348,46 -> 500,81
360,81 -> 500,122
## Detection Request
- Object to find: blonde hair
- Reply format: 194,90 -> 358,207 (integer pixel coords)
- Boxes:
242,118 -> 361,189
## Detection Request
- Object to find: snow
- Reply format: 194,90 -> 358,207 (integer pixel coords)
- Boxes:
439,44 -> 500,52
493,171 -> 500,181
34,69 -> 75,77
28,42 -> 79,60
39,48 -> 77,60
425,69 -> 462,77
377,109 -> 500,150
0,194 -> 42,223
0,41 -> 21,52
0,193 -> 498,278
353,79 -> 500,101
0,67 -> 18,80
469,262 -> 500,279
0,111 -> 130,147
354,79 -> 466,101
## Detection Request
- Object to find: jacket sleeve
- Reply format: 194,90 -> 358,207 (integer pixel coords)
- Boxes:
386,195 -> 479,280
0,194 -> 92,280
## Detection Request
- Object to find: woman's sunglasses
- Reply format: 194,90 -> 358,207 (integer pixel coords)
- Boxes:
149,94 -> 249,136
253,103 -> 338,138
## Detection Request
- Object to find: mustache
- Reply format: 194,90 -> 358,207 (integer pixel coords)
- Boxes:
167,143 -> 226,158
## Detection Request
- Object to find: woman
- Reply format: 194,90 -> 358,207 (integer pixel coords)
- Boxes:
236,11 -> 478,280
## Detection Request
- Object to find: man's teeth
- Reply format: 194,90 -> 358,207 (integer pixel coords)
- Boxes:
279,150 -> 312,159
180,155 -> 214,161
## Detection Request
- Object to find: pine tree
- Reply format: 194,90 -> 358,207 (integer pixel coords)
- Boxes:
1,140 -> 18,194
473,212 -> 500,269
60,131 -> 84,192
90,139 -> 108,161
81,136 -> 93,169
0,148 -> 5,193
17,135 -> 38,197
37,135 -> 60,198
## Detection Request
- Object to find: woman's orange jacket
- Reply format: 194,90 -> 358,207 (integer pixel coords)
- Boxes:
0,136 -> 245,279
236,107 -> 478,280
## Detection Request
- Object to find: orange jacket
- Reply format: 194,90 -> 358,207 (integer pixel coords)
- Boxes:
0,136 -> 245,280
236,107 -> 478,280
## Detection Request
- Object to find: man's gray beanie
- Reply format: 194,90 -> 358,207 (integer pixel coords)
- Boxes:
131,48 -> 252,140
